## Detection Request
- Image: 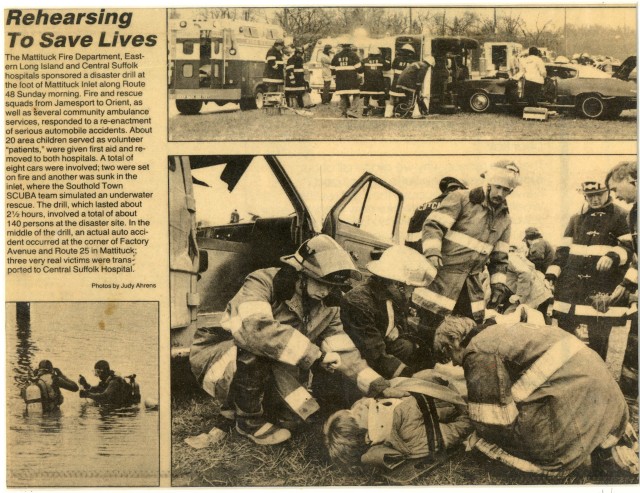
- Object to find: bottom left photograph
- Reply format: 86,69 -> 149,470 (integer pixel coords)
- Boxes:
6,301 -> 160,487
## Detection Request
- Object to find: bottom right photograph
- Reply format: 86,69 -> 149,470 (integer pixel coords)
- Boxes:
169,154 -> 638,486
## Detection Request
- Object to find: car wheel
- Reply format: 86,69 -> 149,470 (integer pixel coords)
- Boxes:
578,95 -> 605,119
255,88 -> 265,110
468,91 -> 492,113
176,100 -> 203,115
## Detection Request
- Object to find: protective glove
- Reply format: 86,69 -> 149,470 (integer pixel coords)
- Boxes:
487,283 -> 510,309
79,389 -> 88,398
609,284 -> 629,304
381,386 -> 410,399
589,292 -> 612,313
426,255 -> 443,270
78,375 -> 88,388
319,352 -> 341,373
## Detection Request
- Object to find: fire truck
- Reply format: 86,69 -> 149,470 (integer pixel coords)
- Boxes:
169,18 -> 288,114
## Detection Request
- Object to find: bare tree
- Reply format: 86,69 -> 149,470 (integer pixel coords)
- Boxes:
274,8 -> 334,47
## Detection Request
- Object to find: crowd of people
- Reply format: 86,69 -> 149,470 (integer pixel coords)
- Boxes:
190,159 -> 638,480
264,38 -> 437,118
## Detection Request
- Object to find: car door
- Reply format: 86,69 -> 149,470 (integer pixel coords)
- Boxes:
322,172 -> 403,272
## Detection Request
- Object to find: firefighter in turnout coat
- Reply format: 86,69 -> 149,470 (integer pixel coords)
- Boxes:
405,176 -> 468,253
396,56 -> 436,116
190,235 -> 403,446
546,181 -> 632,372
606,161 -> 638,391
359,46 -> 391,115
340,246 -> 438,379
263,39 -> 285,91
387,44 -> 418,117
434,316 -> 638,477
331,44 -> 363,117
285,47 -> 306,108
413,161 -> 521,336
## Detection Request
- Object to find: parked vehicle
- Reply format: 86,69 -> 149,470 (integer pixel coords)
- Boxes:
458,55 -> 637,119
168,17 -> 288,114
169,155 -> 403,360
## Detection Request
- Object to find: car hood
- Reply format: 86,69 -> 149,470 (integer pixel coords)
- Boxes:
613,56 -> 637,81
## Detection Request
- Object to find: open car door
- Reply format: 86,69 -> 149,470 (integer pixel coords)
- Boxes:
322,172 -> 403,271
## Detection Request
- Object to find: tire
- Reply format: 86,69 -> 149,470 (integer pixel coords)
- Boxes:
468,91 -> 492,113
578,95 -> 605,119
255,88 -> 265,110
239,97 -> 257,111
175,100 -> 203,115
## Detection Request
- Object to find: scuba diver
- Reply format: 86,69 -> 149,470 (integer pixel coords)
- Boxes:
22,359 -> 79,413
78,360 -> 141,407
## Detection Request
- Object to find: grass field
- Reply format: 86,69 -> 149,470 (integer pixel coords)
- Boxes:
168,99 -> 637,142
171,386 -> 639,487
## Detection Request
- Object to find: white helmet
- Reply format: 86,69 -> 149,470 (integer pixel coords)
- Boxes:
366,245 -> 436,287
554,55 -> 570,64
281,234 -> 360,286
368,46 -> 380,56
424,55 -> 436,67
481,160 -> 521,190
401,44 -> 416,54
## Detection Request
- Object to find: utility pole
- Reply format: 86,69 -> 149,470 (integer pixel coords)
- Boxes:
442,9 -> 446,36
564,8 -> 567,56
409,7 -> 413,34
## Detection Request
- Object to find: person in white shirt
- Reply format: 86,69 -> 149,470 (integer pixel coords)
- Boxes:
319,44 -> 333,104
518,46 -> 547,106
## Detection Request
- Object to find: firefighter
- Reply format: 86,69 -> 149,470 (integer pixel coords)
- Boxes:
340,245 -> 438,379
189,235 -> 407,446
515,46 -> 547,107
359,46 -> 391,116
605,161 -> 638,393
405,176 -> 468,253
412,161 -> 520,343
546,181 -> 632,376
396,56 -> 436,117
331,44 -> 364,118
285,47 -> 306,108
386,44 -> 418,118
434,316 -> 638,478
263,39 -> 286,92
523,226 -> 555,273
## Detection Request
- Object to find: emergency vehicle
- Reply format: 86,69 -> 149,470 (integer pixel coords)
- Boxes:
480,42 -> 523,77
169,17 -> 288,114
306,34 -> 479,113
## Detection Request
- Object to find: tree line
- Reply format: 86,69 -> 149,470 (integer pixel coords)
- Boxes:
170,7 -> 636,61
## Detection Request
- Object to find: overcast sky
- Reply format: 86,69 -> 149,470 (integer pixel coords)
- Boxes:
192,155 -> 635,249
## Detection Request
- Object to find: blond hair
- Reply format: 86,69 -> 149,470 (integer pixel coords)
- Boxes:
323,409 -> 368,467
433,315 -> 476,360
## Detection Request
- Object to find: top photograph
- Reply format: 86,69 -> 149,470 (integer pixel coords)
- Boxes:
167,6 -> 637,142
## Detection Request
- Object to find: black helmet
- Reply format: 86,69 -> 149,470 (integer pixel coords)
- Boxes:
38,359 -> 53,371
94,360 -> 110,372
439,176 -> 468,193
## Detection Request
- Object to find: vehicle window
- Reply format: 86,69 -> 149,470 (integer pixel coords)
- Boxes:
183,41 -> 194,55
339,181 -> 399,241
192,157 -> 295,227
182,64 -> 194,78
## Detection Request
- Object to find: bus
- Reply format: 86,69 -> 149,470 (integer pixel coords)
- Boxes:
168,17 -> 288,114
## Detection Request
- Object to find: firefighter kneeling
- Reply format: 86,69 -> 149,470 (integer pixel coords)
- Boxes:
190,235 -> 407,446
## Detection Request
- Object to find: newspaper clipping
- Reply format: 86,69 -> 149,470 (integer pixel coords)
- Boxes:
4,4 -> 639,490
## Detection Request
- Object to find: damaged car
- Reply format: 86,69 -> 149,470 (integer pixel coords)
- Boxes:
459,55 -> 637,119
169,155 -> 403,373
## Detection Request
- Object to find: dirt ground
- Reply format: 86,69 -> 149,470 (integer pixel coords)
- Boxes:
168,97 -> 637,142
